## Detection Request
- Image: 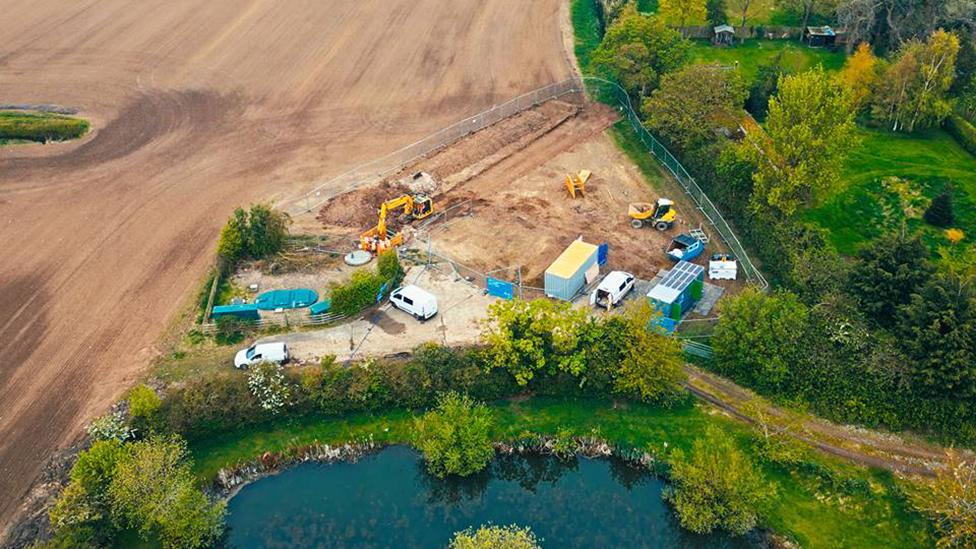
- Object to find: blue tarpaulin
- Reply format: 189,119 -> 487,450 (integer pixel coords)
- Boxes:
255,289 -> 319,310
487,277 -> 514,300
598,243 -> 609,265
309,299 -> 332,315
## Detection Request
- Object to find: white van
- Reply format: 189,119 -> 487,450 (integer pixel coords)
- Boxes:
590,271 -> 636,309
234,342 -> 290,369
390,285 -> 438,321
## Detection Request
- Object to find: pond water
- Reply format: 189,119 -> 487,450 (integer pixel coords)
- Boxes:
226,445 -> 752,549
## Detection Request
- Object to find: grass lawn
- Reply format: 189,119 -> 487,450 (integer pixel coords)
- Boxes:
805,127 -> 976,255
189,397 -> 932,548
688,39 -> 845,82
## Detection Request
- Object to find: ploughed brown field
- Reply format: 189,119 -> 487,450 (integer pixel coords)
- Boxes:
0,0 -> 571,531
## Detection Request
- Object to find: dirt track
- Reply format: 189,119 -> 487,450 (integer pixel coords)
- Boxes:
0,0 -> 571,532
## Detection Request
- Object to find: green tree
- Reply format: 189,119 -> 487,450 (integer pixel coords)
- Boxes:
607,302 -> 687,404
873,29 -> 960,132
706,0 -> 728,26
217,204 -> 291,264
924,186 -> 956,227
216,210 -> 245,265
245,203 -> 290,258
752,67 -> 859,216
109,436 -> 225,549
449,524 -> 541,549
128,385 -> 161,435
665,425 -> 773,535
642,63 -> 748,152
899,274 -> 976,398
48,440 -> 126,544
591,6 -> 690,97
659,0 -> 708,34
712,288 -> 809,393
414,392 -> 494,478
481,299 -> 598,385
848,233 -> 934,328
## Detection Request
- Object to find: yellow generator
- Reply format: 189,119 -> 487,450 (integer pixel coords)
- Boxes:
360,194 -> 434,253
628,198 -> 676,231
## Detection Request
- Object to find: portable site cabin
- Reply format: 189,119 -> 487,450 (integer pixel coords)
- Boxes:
646,261 -> 705,332
544,239 -> 600,301
210,303 -> 261,321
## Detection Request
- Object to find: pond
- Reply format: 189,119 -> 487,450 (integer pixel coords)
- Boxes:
226,446 -> 752,548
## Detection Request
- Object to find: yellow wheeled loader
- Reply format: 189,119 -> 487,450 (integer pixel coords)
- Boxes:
628,198 -> 676,231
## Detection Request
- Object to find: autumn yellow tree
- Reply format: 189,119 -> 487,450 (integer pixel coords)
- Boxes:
838,42 -> 879,112
909,450 -> 976,547
659,0 -> 708,35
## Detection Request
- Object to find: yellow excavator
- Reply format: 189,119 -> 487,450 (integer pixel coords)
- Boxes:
360,194 -> 434,253
628,198 -> 676,231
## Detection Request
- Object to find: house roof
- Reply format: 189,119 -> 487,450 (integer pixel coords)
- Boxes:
545,239 -> 598,279
714,24 -> 734,34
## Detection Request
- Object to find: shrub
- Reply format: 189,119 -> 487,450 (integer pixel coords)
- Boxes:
414,392 -> 495,478
945,113 -> 976,156
128,385 -> 161,435
924,186 -> 956,228
85,411 -> 134,443
330,252 -> 402,316
162,374 -> 266,438
448,524 -> 541,549
246,361 -> 291,414
0,111 -> 89,142
712,288 -> 809,393
665,426 -> 773,535
213,315 -> 250,345
330,270 -> 385,316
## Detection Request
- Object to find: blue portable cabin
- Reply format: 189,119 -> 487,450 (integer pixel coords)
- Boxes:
544,240 -> 600,301
646,261 -> 705,332
210,303 -> 261,321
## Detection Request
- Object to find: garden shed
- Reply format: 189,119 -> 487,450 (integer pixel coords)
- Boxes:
713,24 -> 735,45
804,26 -> 836,48
646,261 -> 704,332
544,239 -> 599,301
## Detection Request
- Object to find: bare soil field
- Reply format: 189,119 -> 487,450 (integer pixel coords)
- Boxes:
318,100 -> 730,285
0,0 -> 572,534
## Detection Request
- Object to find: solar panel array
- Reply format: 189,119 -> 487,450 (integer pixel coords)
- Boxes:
659,261 -> 704,292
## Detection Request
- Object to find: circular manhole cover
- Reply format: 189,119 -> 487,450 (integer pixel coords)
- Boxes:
344,250 -> 373,266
